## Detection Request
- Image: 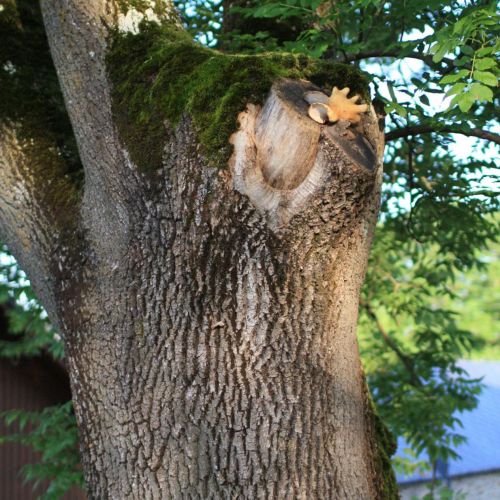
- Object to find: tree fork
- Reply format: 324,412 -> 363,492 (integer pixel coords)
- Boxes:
0,1 -> 398,497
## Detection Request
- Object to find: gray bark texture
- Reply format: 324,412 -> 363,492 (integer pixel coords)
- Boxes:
0,0 -> 396,498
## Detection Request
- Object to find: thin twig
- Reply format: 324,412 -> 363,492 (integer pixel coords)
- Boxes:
342,49 -> 454,71
385,125 -> 500,145
361,299 -> 423,388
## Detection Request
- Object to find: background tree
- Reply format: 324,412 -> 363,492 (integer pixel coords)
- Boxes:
0,0 -> 498,498
0,247 -> 84,499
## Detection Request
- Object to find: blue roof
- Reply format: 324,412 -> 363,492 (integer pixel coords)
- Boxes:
396,360 -> 500,483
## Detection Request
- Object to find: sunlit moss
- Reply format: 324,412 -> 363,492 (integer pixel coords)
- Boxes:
106,21 -> 369,173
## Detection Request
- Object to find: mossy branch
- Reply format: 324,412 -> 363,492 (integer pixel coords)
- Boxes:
106,21 -> 370,173
0,0 -> 84,319
0,0 -> 83,224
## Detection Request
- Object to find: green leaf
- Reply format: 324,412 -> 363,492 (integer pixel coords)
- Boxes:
309,43 -> 330,58
453,18 -> 467,35
394,103 -> 407,117
469,82 -> 494,101
473,70 -> 498,87
457,94 -> 474,112
476,46 -> 494,57
460,45 -> 474,56
432,46 -> 449,63
252,4 -> 291,18
475,58 -> 497,70
419,94 -> 430,106
445,83 -> 467,97
454,56 -> 470,67
440,70 -> 469,84
310,0 -> 323,8
387,82 -> 397,102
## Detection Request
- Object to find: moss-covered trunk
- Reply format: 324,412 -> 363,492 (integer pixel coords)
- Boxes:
0,1 -> 398,497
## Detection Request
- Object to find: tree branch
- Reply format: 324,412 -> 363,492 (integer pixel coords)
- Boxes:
39,0 -> 181,258
342,50 -> 454,71
385,124 -> 500,145
361,299 -> 423,388
0,124 -> 81,325
0,1 -> 85,323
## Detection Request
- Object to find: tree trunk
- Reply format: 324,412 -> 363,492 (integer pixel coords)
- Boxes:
0,1 -> 396,498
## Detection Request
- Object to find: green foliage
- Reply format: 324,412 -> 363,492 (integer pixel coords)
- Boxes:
174,0 -> 224,46
414,483 -> 467,500
106,20 -> 367,172
357,1 -> 499,471
0,245 -> 84,498
359,252 -> 483,461
431,4 -> 499,111
358,216 -> 494,469
0,402 -> 84,500
439,236 -> 500,359
0,246 -> 64,360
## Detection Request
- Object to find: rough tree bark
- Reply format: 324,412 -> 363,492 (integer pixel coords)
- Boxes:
0,0 -> 396,498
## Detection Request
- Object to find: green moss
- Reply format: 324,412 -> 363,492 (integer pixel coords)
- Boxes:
364,380 -> 399,499
106,21 -> 369,173
0,0 -> 82,232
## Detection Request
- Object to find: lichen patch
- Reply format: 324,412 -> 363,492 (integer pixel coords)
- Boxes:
117,7 -> 161,34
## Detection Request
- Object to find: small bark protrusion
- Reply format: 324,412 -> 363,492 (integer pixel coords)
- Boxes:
230,78 -> 382,230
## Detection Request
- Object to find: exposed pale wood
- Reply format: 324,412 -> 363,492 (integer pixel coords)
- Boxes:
231,78 -> 381,229
256,80 -> 320,190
